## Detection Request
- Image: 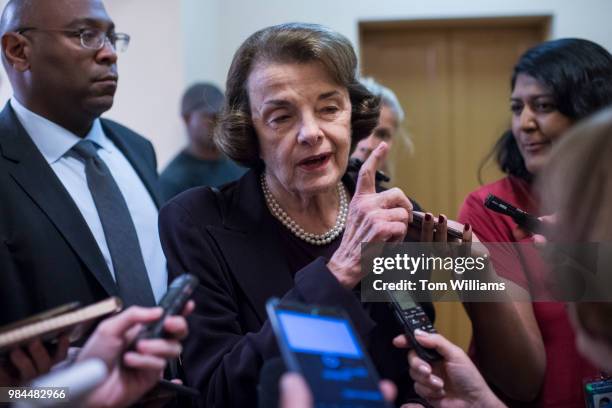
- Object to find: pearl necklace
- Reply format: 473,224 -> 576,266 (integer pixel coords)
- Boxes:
261,173 -> 348,245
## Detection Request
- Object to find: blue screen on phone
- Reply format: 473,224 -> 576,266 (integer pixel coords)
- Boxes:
277,311 -> 362,358
276,310 -> 386,407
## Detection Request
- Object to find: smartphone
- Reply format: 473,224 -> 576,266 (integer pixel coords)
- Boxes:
130,274 -> 200,398
134,274 -> 198,342
484,194 -> 544,234
267,298 -> 391,408
386,290 -> 441,362
411,211 -> 464,240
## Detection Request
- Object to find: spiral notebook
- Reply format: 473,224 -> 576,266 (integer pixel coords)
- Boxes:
0,297 -> 122,355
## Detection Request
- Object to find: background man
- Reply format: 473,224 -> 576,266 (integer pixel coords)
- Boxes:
160,82 -> 245,201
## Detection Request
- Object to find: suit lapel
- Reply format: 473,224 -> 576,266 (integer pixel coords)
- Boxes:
0,105 -> 118,297
206,171 -> 294,322
101,120 -> 162,208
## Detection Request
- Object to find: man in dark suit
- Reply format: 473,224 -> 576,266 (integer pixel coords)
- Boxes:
0,0 -> 167,326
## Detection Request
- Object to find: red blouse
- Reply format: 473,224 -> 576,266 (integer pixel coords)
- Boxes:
459,176 -> 597,407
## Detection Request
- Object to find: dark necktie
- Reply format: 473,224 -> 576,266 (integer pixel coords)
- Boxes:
71,140 -> 156,307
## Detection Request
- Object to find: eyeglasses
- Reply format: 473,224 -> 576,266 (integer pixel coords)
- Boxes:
16,28 -> 130,53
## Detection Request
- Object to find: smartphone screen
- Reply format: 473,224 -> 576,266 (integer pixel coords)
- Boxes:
387,290 -> 417,310
269,301 -> 389,408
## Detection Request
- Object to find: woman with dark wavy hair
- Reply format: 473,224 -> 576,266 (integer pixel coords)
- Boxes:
401,107 -> 612,408
459,38 -> 612,407
159,23 -> 433,407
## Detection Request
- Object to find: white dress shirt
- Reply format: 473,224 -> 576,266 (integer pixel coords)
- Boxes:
10,98 -> 167,302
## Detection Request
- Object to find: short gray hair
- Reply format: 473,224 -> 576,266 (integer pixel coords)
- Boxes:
359,76 -> 413,153
359,77 -> 405,123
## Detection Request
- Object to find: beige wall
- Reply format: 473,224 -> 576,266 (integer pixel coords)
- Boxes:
1,0 -> 610,168
103,0 -> 185,168
183,0 -> 612,89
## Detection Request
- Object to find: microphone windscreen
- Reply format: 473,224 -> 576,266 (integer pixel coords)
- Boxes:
21,358 -> 107,407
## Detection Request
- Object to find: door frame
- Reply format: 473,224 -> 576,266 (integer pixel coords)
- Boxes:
359,15 -> 551,46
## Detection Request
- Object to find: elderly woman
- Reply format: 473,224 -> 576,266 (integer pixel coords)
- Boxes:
351,77 -> 412,175
159,23 -> 438,407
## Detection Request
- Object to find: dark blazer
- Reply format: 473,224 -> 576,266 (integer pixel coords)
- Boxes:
0,103 -> 162,326
159,169 -> 431,408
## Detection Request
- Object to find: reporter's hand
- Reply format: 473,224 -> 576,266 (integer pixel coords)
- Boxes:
512,214 -> 556,243
393,330 -> 505,408
279,372 -> 397,408
328,142 -> 413,289
279,373 -> 312,408
82,301 -> 194,408
0,335 -> 70,386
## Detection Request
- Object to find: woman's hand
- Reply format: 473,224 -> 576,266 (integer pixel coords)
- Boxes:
417,212 -> 473,243
394,331 -> 505,408
512,214 -> 556,242
328,142 -> 413,289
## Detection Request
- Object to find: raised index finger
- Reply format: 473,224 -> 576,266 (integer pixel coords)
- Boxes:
354,142 -> 388,196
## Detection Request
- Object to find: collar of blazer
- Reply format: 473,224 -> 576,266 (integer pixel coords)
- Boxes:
0,102 -> 161,209
203,169 -> 358,322
98,119 -> 162,209
216,168 -> 357,233
204,169 -> 293,322
0,103 -> 160,298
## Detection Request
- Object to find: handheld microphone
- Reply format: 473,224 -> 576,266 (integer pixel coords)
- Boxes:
484,194 -> 544,234
18,358 -> 107,407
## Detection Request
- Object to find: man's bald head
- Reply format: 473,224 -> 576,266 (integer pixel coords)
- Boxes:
0,0 -> 118,136
0,0 -> 35,36
1,0 -> 108,36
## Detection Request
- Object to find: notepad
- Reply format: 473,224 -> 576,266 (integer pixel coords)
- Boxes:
0,297 -> 123,354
